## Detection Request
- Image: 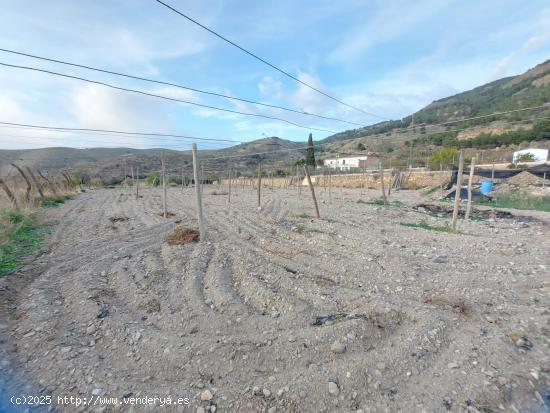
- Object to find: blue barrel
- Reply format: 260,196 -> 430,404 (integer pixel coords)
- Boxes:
480,180 -> 493,195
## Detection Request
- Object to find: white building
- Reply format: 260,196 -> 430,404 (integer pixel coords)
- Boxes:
512,148 -> 548,164
323,153 -> 378,171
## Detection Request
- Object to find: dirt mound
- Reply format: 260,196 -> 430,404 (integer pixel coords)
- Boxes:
506,171 -> 541,186
166,226 -> 200,244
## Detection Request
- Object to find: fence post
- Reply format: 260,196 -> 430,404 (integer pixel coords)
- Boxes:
25,167 -> 44,199
161,152 -> 167,218
136,167 -> 139,199
0,178 -> 19,210
257,163 -> 262,209
328,167 -> 332,204
11,164 -> 32,205
379,162 -> 388,207
38,171 -> 58,196
192,144 -> 206,238
228,164 -> 232,204
303,165 -> 320,218
465,156 -> 476,220
451,150 -> 465,230
181,166 -> 189,192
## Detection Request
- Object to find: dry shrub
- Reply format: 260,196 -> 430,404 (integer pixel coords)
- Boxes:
424,292 -> 467,314
138,298 -> 161,313
209,190 -> 228,195
365,308 -> 403,330
156,211 -> 176,217
167,226 -> 200,245
109,214 -> 129,222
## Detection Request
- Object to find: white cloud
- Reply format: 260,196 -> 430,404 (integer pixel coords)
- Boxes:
491,31 -> 550,79
69,84 -> 172,134
258,76 -> 282,97
328,0 -> 453,63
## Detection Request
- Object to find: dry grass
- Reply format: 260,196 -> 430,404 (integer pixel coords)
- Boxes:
166,226 -> 200,245
109,214 -> 129,222
424,292 -> 468,314
156,211 -> 176,218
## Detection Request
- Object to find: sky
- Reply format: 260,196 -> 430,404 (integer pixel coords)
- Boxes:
0,0 -> 549,150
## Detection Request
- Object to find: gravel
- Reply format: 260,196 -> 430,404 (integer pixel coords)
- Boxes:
0,186 -> 548,412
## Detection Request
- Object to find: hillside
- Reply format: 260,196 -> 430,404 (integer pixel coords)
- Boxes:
322,60 -> 550,144
1,61 -> 548,181
0,137 -> 306,183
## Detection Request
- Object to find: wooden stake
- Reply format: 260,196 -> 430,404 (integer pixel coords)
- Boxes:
303,165 -> 320,218
11,163 -> 32,205
379,162 -> 388,207
135,167 -> 139,199
257,163 -> 262,209
181,166 -> 189,192
465,156 -> 475,220
228,164 -> 232,204
192,144 -> 206,238
161,152 -> 167,218
451,150 -> 465,230
25,167 -> 44,199
0,177 -> 19,210
328,167 -> 332,204
38,171 -> 58,195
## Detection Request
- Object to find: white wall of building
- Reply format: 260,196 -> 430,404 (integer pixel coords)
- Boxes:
512,148 -> 548,163
324,156 -> 367,170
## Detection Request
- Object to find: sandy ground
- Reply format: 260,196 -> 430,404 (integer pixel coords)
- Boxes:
0,185 -> 549,413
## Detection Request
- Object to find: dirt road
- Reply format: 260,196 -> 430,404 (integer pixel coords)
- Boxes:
1,186 -> 549,412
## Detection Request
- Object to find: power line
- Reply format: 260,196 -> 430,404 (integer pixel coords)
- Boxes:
0,121 -> 244,144
0,62 -> 338,134
200,113 -> 550,161
2,108 -> 547,163
154,0 -> 389,121
0,47 -> 365,127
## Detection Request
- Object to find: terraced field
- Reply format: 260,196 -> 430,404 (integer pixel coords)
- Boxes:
1,185 -> 549,412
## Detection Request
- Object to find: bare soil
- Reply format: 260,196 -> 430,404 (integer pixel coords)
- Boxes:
1,185 -> 549,413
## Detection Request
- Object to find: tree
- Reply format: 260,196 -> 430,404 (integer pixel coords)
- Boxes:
515,153 -> 535,163
305,133 -> 316,167
356,142 -> 366,151
428,148 -> 458,170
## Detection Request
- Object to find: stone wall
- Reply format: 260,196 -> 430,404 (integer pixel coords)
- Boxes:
221,170 -> 452,190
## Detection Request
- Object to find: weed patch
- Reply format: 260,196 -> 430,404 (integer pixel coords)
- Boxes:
476,192 -> 550,212
0,211 -> 48,276
399,221 -> 459,234
364,198 -> 405,207
421,185 -> 440,196
39,195 -> 73,208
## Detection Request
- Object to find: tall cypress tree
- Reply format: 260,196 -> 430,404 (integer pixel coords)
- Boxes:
305,133 -> 316,167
